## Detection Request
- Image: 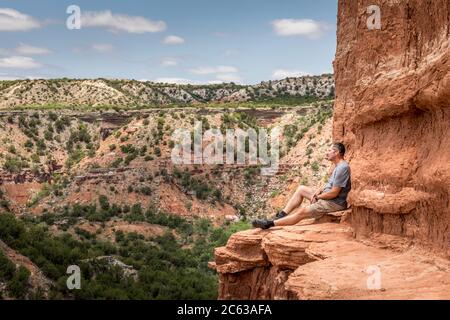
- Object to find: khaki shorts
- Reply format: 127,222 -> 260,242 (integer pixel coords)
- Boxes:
308,199 -> 346,219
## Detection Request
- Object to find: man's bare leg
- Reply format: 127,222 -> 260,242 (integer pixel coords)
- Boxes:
253,185 -> 315,229
282,185 -> 315,214
274,207 -> 312,227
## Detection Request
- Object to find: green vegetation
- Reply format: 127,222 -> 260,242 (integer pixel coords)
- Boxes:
27,176 -> 69,208
311,161 -> 320,172
67,124 -> 92,149
252,94 -> 329,105
66,149 -> 85,168
283,105 -> 333,154
221,112 -> 259,132
0,207 -> 251,299
3,156 -> 28,173
0,251 -> 31,299
64,123 -> 95,168
173,168 -> 224,203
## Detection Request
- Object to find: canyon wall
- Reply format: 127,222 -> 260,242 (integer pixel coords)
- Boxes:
213,0 -> 450,299
334,0 -> 450,251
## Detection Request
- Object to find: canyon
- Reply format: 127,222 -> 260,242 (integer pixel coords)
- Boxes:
0,74 -> 335,298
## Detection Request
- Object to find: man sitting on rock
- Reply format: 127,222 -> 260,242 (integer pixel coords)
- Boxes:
252,142 -> 351,230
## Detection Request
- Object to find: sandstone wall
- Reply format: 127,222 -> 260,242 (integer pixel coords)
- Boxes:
334,0 -> 450,251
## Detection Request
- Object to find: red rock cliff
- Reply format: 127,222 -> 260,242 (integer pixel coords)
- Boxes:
212,0 -> 450,300
334,0 -> 450,250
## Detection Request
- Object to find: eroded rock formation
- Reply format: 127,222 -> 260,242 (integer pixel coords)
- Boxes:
212,220 -> 450,299
213,0 -> 450,299
334,0 -> 450,251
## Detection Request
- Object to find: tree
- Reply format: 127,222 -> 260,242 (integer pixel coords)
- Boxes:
99,195 -> 110,211
0,251 -> 15,281
7,266 -> 30,299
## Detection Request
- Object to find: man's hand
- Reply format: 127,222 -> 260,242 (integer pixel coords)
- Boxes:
310,190 -> 321,203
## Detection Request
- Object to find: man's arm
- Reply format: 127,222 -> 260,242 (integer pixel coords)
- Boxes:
317,165 -> 349,201
316,187 -> 342,200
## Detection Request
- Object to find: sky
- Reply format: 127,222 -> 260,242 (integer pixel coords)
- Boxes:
0,0 -> 338,85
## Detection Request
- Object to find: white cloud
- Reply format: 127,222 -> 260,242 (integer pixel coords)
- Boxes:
272,69 -> 310,79
0,44 -> 51,56
72,44 -> 116,54
0,73 -> 50,80
81,10 -> 166,34
154,73 -> 243,85
163,35 -> 185,45
154,77 -> 199,85
0,56 -> 42,69
189,65 -> 238,75
215,73 -> 242,83
15,43 -> 52,55
161,57 -> 179,67
206,80 -> 224,85
155,64 -> 242,85
271,19 -> 328,39
0,8 -> 42,31
91,43 -> 115,53
187,65 -> 242,83
0,73 -> 20,80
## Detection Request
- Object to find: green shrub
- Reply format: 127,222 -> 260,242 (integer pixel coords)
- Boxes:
44,130 -> 53,141
66,149 -> 85,168
48,112 -> 58,122
3,157 -> 26,173
7,266 -> 30,299
0,251 -> 15,281
311,161 -> 320,172
24,140 -> 34,149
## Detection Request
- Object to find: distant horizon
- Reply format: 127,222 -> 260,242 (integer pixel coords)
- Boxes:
0,73 -> 334,86
0,0 -> 337,84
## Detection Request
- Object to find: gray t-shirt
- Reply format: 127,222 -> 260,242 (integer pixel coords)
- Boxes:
323,160 -> 351,208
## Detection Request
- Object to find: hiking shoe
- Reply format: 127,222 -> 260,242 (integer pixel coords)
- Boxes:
274,211 -> 287,220
252,219 -> 275,230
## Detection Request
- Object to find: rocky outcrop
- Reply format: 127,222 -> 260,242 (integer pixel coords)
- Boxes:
212,219 -> 450,300
213,0 -> 450,300
212,222 -> 352,299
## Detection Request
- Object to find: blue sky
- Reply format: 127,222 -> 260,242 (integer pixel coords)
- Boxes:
0,0 -> 338,84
